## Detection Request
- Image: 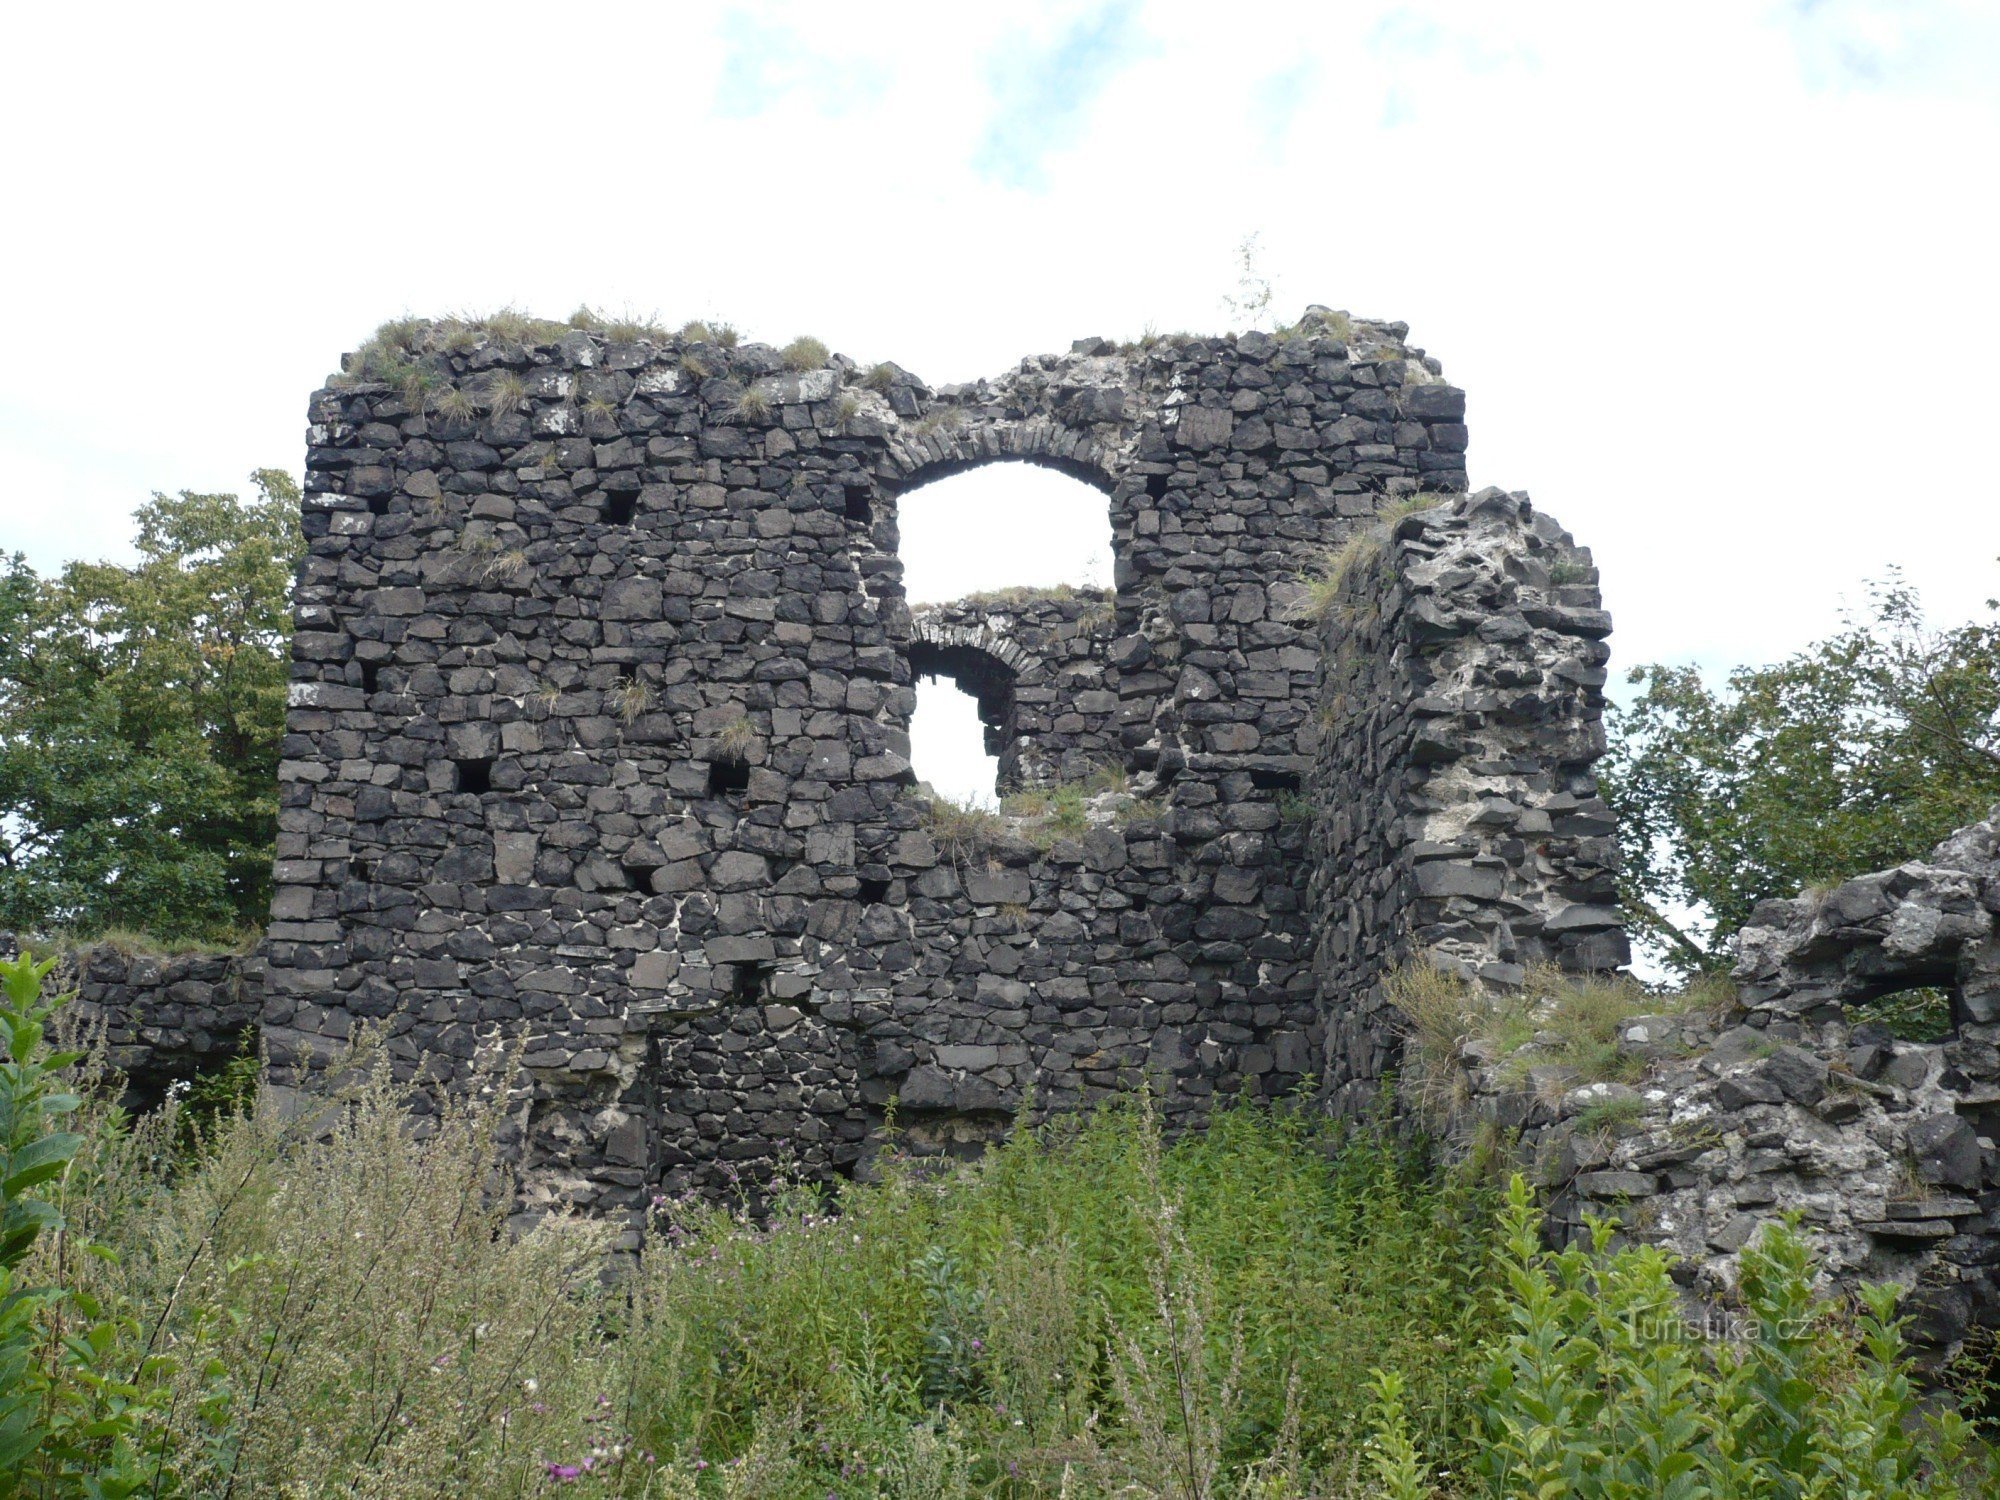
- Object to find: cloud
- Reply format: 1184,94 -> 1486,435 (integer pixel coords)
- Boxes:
1252,60 -> 1317,154
971,1 -> 1154,189
712,7 -> 890,119
1779,0 -> 2000,103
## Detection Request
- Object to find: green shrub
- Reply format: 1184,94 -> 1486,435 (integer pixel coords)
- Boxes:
1366,1174 -> 1978,1498
2,951 -> 181,1495
1,966 -> 1987,1496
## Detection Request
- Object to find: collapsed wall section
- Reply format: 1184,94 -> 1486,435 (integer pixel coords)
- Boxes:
1306,489 -> 1628,1113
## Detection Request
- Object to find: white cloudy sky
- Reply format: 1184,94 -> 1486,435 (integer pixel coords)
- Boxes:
3,0 -> 1995,802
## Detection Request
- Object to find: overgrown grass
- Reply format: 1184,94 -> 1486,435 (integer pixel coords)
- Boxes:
916,584 -> 1113,613
609,679 -> 654,725
43,926 -> 259,959
919,790 -> 1008,860
911,407 -> 963,437
1287,494 -> 1456,625
991,764 -> 1151,850
1546,557 -> 1593,586
4,957 -> 1987,1497
27,1011 -> 1504,1496
1388,961 -> 1732,1117
331,310 -> 751,396
712,714 -> 757,759
780,336 -> 829,371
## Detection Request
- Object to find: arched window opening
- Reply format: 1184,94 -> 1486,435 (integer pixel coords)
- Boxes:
899,464 -> 1115,805
899,464 -> 1113,602
1851,976 -> 1958,1044
909,641 -> 1013,805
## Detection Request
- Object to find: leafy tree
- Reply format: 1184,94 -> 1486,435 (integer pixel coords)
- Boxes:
1602,572 -> 2000,975
0,473 -> 302,941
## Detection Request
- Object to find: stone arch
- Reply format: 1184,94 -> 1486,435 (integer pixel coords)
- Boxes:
888,431 -> 1128,794
908,612 -> 1048,683
879,416 -> 1129,499
907,634 -> 1022,792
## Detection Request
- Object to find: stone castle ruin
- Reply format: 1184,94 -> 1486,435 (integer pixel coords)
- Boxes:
37,305 -> 2000,1362
260,307 -> 1620,1224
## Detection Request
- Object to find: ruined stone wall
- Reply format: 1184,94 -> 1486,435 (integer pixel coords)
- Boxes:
1306,489 -> 1627,1114
0,933 -> 260,1107
1399,806 -> 2000,1368
272,309 -> 1479,1224
908,588 -> 1119,789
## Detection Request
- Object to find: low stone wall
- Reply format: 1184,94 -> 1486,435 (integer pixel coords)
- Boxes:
0,934 -> 261,1106
1304,488 -> 1627,1114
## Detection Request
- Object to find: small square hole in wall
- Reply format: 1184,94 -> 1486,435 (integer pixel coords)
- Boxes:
603,492 -> 639,525
1249,769 -> 1302,794
1145,472 -> 1169,500
707,758 -> 750,795
358,659 -> 381,694
367,494 -> 391,517
620,863 -> 656,894
730,961 -> 773,1002
857,876 -> 891,905
349,857 -> 373,883
454,757 -> 494,794
843,485 -> 871,524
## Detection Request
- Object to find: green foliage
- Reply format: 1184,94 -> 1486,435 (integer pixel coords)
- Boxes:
999,764 -> 1147,849
1,951 -> 177,1497
626,1102 -> 1499,1494
1573,1094 -> 1648,1135
1547,558 -> 1594,586
0,473 -> 303,940
1604,572 -> 2000,974
2,968 -> 1987,1495
0,952 -> 80,1477
1861,985 -> 1955,1043
1457,1174 -> 1973,1498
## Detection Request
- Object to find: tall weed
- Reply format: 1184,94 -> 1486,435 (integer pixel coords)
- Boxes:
1,957 -> 1988,1497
